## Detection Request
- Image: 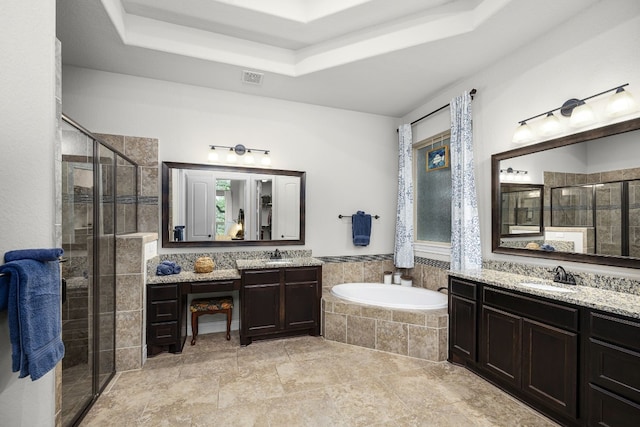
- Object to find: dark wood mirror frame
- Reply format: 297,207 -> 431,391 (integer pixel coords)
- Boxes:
491,116 -> 640,269
162,161 -> 306,248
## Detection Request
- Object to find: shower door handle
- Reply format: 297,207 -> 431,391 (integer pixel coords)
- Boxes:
61,278 -> 67,304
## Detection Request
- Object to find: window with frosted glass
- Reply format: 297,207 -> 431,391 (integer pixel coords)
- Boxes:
415,133 -> 451,243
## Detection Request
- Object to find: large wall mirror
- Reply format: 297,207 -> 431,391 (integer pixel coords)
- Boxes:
492,117 -> 640,269
162,162 -> 306,247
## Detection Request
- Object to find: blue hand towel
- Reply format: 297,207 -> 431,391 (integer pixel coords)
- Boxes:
352,211 -> 372,246
156,260 -> 182,275
0,248 -> 65,380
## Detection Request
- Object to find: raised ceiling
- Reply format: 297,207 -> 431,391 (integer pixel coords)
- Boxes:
57,0 -> 597,117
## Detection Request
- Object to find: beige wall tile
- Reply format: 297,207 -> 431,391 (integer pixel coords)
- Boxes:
347,316 -> 376,349
323,312 -> 347,343
408,325 -> 439,361
363,261 -> 383,283
322,262 -> 344,288
116,310 -> 142,348
334,302 -> 362,316
376,321 -> 408,355
116,274 -> 142,311
116,347 -> 142,372
343,262 -> 364,283
361,306 -> 392,321
393,310 -> 426,326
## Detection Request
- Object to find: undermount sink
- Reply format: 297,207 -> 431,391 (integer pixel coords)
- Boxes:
519,282 -> 576,293
264,259 -> 293,265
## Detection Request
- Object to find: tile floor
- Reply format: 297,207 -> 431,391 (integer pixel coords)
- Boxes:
80,333 -> 559,426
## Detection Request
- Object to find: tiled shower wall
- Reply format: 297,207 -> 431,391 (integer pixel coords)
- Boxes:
94,133 -> 158,234
544,168 -> 640,256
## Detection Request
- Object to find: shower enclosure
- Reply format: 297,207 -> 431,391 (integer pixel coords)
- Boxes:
60,115 -> 138,426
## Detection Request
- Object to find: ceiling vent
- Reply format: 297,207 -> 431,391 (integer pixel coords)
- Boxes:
242,70 -> 264,85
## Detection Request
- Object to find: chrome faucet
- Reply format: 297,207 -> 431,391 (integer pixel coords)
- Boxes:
552,266 -> 576,285
271,249 -> 282,259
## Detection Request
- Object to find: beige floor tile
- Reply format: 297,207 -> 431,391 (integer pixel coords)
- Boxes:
80,333 -> 560,427
325,378 -> 413,426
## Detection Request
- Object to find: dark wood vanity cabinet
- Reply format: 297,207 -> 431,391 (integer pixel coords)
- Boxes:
240,266 -> 321,345
449,277 -> 579,425
147,283 -> 185,356
586,311 -> 640,425
448,278 -> 477,365
147,279 -> 239,356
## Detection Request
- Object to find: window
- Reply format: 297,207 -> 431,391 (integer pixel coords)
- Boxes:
414,131 -> 451,245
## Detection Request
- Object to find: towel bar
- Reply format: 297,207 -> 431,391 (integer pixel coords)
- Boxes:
0,257 -> 67,277
338,214 -> 380,220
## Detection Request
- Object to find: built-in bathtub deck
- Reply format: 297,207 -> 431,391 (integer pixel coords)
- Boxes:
322,288 -> 448,362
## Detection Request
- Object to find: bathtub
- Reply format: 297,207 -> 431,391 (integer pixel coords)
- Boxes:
331,282 -> 448,310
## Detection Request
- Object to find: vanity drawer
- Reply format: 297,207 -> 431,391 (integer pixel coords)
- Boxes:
483,287 -> 579,332
590,312 -> 640,352
449,278 -> 477,300
190,280 -> 237,293
148,284 -> 178,301
149,300 -> 178,322
589,338 -> 640,403
148,321 -> 178,344
588,383 -> 640,427
284,267 -> 318,283
243,269 -> 280,285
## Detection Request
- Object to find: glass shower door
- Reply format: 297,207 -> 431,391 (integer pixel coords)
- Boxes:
60,121 -> 95,426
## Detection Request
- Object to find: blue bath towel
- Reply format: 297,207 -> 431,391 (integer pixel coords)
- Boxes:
156,260 -> 182,275
352,211 -> 372,246
0,248 -> 65,380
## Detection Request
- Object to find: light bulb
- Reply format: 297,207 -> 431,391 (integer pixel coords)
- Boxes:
208,148 -> 219,162
540,112 -> 562,137
261,152 -> 271,166
512,122 -> 534,144
569,102 -> 595,128
605,87 -> 637,117
244,150 -> 255,164
226,148 -> 237,163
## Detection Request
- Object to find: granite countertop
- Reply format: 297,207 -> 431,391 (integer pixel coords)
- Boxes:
449,269 -> 640,319
147,257 -> 323,284
235,257 -> 323,270
147,269 -> 241,285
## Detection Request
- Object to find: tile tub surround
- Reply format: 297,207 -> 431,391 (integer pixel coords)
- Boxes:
322,289 -> 448,362
450,268 -> 640,320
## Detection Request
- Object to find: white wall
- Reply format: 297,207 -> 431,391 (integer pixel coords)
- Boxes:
405,0 -> 640,277
0,1 -> 57,425
61,67 -> 400,256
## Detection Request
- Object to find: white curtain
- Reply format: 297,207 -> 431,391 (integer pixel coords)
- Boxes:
450,92 -> 482,271
394,124 -> 414,268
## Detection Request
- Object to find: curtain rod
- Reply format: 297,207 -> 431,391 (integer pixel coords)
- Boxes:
399,88 -> 477,130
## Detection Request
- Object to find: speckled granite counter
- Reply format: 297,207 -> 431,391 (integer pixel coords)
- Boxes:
147,256 -> 323,284
449,269 -> 640,319
147,269 -> 240,285
235,257 -> 323,270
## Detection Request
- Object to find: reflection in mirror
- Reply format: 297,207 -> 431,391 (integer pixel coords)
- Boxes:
163,162 -> 305,247
500,184 -> 543,237
492,117 -> 640,268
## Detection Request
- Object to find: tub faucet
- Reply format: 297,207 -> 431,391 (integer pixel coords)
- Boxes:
271,249 -> 282,259
552,266 -> 576,285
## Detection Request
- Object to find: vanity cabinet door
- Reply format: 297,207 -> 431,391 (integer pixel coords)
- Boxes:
283,267 -> 320,331
449,294 -> 477,364
480,305 -> 522,388
241,270 -> 282,342
522,318 -> 577,418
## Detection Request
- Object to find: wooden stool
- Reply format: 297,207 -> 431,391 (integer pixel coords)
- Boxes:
189,296 -> 233,345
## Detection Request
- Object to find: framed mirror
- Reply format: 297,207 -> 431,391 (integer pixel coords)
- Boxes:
162,162 -> 306,247
492,117 -> 640,269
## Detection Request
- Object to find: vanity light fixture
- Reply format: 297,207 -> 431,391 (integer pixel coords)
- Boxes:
500,167 -> 530,182
207,144 -> 271,166
512,83 -> 636,143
